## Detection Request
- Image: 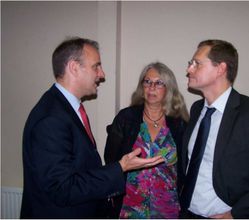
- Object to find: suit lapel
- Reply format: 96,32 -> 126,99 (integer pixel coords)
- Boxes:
213,89 -> 240,173
182,100 -> 204,173
50,85 -> 96,148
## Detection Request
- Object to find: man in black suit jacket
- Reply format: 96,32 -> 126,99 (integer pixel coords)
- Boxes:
20,37 -> 164,218
180,39 -> 249,218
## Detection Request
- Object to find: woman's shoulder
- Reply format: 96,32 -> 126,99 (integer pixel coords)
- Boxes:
117,104 -> 144,119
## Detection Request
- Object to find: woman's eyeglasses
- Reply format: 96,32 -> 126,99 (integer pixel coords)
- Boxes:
142,79 -> 166,89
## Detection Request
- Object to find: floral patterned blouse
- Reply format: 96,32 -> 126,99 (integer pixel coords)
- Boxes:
119,120 -> 180,219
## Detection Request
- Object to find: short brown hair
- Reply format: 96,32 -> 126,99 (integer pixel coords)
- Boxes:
52,37 -> 99,79
198,39 -> 238,84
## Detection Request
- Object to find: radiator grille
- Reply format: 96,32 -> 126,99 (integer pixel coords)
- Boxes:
1,187 -> 23,219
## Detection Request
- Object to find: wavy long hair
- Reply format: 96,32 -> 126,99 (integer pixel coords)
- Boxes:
131,62 -> 189,122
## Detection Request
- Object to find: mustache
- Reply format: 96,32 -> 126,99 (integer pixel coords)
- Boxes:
186,73 -> 190,78
95,77 -> 105,86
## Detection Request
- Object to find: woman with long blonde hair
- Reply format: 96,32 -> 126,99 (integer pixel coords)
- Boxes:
104,62 -> 189,218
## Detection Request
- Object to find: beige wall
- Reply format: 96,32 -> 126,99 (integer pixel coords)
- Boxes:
119,1 -> 249,109
2,1 -> 249,188
1,1 -> 118,187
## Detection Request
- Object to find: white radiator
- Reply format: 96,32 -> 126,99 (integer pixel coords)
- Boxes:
1,187 -> 23,219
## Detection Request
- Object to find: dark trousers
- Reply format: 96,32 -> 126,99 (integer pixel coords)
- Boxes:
179,210 -> 209,219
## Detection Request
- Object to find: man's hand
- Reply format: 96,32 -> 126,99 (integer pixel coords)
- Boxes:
210,211 -> 233,219
119,148 -> 164,172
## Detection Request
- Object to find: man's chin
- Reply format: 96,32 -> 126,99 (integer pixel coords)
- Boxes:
81,90 -> 98,101
188,82 -> 197,90
187,85 -> 202,95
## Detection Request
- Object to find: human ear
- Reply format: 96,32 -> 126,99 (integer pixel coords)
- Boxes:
68,60 -> 79,77
217,62 -> 227,77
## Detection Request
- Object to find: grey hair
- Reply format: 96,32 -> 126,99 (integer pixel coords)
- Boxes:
131,62 -> 189,121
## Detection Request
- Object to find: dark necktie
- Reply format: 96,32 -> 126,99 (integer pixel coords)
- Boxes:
181,107 -> 216,211
78,103 -> 95,144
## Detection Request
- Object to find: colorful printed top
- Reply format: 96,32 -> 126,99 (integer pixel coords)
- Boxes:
119,121 -> 180,219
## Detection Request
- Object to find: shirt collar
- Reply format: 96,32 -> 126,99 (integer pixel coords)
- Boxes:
55,82 -> 81,112
204,87 -> 232,114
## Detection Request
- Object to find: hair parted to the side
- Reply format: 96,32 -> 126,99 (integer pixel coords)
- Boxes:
198,39 -> 238,84
52,37 -> 99,79
131,62 -> 189,122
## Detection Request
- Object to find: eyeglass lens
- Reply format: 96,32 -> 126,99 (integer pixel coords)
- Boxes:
143,79 -> 165,88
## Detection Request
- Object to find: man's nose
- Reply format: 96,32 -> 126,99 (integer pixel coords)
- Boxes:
98,68 -> 105,79
186,65 -> 195,76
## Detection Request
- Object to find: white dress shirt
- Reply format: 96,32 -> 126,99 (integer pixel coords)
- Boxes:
188,87 -> 232,217
55,83 -> 83,124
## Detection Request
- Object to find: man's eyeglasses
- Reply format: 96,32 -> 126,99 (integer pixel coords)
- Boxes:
187,59 -> 203,69
142,79 -> 166,89
188,59 -> 215,69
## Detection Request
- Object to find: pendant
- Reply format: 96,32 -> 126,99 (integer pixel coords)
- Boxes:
153,121 -> 159,128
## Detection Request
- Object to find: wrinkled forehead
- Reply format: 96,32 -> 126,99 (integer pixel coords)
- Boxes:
145,68 -> 161,79
83,44 -> 99,56
194,45 -> 211,60
81,44 -> 101,65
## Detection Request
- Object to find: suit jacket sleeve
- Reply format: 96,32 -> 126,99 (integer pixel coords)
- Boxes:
212,91 -> 249,218
30,115 -> 125,207
104,107 -> 141,164
104,116 -> 125,164
232,193 -> 249,218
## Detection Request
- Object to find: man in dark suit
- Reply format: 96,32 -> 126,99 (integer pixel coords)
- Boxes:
180,39 -> 249,218
20,37 -> 164,218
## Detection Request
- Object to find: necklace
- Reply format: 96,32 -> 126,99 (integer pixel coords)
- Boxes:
143,110 -> 164,128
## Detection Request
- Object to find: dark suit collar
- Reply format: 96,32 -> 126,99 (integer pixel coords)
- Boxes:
182,89 -> 241,173
50,84 -> 84,129
50,84 -> 96,148
213,88 -> 240,172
